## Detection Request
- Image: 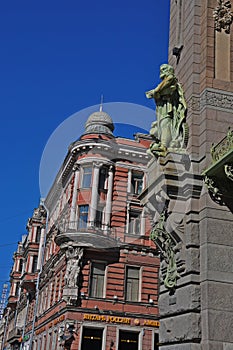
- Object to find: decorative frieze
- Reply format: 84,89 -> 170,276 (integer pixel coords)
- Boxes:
188,89 -> 233,112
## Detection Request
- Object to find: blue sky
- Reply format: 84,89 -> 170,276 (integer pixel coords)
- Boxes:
0,1 -> 170,290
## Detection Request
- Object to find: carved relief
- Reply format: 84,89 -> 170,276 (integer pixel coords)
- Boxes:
211,128 -> 233,163
224,163 -> 233,181
213,0 -> 233,34
188,90 -> 233,112
150,208 -> 183,292
204,176 -> 225,205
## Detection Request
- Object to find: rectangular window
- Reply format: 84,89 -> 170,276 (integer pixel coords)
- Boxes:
18,259 -> 23,273
82,167 -> 92,188
154,332 -> 159,350
90,262 -> 106,298
99,167 -> 108,190
126,266 -> 140,302
131,172 -> 143,195
128,211 -> 141,235
118,330 -> 139,350
35,227 -> 41,243
95,207 -> 103,228
78,205 -> 89,229
81,327 -> 103,350
32,256 -> 38,273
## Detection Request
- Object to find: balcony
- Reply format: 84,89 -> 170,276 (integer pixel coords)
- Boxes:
203,128 -> 233,211
8,327 -> 22,344
55,220 -> 118,250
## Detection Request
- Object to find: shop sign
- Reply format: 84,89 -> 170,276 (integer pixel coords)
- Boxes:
83,314 -> 160,327
83,314 -> 131,324
143,320 -> 160,327
35,315 -> 65,335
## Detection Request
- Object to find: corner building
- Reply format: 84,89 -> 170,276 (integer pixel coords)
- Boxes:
4,110 -> 160,350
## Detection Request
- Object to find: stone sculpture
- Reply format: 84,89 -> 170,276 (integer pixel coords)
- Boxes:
65,246 -> 83,288
146,64 -> 188,156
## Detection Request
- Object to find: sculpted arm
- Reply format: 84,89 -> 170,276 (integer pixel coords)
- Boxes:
146,75 -> 175,99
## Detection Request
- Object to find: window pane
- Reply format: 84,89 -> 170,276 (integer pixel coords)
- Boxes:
82,167 -> 92,188
36,227 -> 41,243
78,205 -> 89,229
129,212 -> 141,235
90,263 -> 105,298
126,267 -> 140,301
99,168 -> 107,190
131,172 -> 143,195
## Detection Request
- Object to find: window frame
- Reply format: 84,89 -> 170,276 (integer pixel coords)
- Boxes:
128,210 -> 141,235
131,171 -> 144,195
78,205 -> 89,229
31,255 -> 38,273
81,166 -> 93,189
125,266 -> 140,302
89,261 -> 107,298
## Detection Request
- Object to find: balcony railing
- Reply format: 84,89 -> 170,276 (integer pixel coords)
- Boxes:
56,220 -> 116,240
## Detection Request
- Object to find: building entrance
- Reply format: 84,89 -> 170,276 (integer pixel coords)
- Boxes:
81,327 -> 103,350
118,330 -> 139,350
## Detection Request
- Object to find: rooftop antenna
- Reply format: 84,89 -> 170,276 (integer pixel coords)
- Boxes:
99,94 -> 104,112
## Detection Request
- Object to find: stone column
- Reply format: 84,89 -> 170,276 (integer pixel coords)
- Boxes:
37,226 -> 45,270
104,166 -> 114,230
140,207 -> 146,236
89,163 -> 101,226
127,168 -> 132,193
69,164 -> 80,229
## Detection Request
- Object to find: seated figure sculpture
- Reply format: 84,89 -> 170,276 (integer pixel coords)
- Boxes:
146,64 -> 188,156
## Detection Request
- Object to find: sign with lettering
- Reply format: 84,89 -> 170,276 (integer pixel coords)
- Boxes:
83,314 -> 159,327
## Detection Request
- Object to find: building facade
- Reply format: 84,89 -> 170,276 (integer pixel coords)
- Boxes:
1,110 -> 160,350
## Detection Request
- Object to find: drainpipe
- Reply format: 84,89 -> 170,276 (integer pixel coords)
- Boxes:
28,199 -> 49,350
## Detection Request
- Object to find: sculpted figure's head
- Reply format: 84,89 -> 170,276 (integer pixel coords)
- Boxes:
160,64 -> 174,79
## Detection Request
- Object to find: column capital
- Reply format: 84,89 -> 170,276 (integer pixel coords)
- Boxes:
93,162 -> 103,169
72,163 -> 80,172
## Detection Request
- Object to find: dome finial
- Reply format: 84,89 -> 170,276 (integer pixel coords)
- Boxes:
100,94 -> 104,112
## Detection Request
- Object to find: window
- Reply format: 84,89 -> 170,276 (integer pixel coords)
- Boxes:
126,266 -> 140,301
35,227 -> 41,243
154,333 -> 159,350
131,172 -> 143,195
78,205 -> 89,229
81,327 -> 103,350
82,167 -> 92,188
15,282 -> 20,297
32,256 -> 38,273
118,330 -> 139,350
18,259 -> 23,273
90,262 -> 106,298
95,207 -> 103,228
99,167 -> 108,190
128,211 -> 141,235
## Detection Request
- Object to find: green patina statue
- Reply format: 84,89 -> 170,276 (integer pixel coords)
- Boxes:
146,64 -> 189,156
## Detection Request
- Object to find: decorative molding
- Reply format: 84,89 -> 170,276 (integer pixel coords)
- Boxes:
213,0 -> 233,34
188,89 -> 233,112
